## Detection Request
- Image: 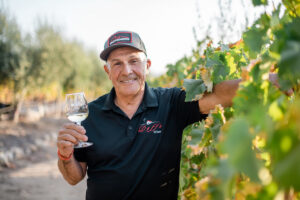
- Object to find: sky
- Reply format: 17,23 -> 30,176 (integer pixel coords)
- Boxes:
1,0 -> 274,75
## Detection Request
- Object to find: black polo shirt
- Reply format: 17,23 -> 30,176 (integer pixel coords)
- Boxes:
74,83 -> 207,200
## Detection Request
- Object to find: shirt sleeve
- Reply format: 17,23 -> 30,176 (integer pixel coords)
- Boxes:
171,88 -> 208,130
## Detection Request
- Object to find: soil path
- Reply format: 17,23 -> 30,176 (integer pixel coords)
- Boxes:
0,118 -> 87,200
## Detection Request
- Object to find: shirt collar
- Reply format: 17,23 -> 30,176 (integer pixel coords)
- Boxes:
102,82 -> 158,111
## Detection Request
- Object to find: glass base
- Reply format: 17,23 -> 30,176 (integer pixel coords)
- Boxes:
74,142 -> 93,148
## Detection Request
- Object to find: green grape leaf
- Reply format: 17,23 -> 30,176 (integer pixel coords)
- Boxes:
221,119 -> 260,182
270,98 -> 300,191
204,157 -> 235,199
200,66 -> 213,92
273,144 -> 300,191
211,63 -> 229,83
205,54 -> 230,83
215,158 -> 235,183
252,0 -> 268,6
270,6 -> 281,28
206,57 -> 223,67
189,127 -> 205,145
210,120 -> 223,141
233,82 -> 270,130
268,101 -> 284,121
249,63 -> 261,83
190,152 -> 205,164
183,79 -> 207,102
199,129 -> 213,147
278,40 -> 300,90
209,106 -> 226,141
221,44 -> 229,51
279,41 -> 300,71
282,0 -> 300,17
243,28 -> 266,55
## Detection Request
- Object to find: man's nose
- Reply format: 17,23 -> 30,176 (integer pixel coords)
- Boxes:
122,63 -> 133,75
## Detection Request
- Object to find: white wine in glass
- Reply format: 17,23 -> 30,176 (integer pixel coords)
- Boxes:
65,92 -> 93,148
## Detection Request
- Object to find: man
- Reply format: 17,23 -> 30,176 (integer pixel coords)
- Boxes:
56,31 -> 245,200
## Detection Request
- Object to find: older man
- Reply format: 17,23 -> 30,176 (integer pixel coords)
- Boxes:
57,31 -> 240,200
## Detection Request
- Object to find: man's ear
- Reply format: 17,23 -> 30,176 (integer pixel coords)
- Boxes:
145,59 -> 151,75
104,65 -> 110,75
146,59 -> 151,70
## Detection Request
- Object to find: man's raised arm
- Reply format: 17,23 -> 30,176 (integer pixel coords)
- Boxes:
198,73 -> 294,114
198,79 -> 241,114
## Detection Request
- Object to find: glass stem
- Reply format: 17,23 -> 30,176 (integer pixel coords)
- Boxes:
75,121 -> 82,144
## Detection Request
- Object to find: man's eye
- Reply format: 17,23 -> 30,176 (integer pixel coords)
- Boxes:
113,62 -> 121,66
130,60 -> 138,64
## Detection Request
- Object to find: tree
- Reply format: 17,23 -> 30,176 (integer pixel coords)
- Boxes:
0,11 -> 110,122
0,9 -> 31,122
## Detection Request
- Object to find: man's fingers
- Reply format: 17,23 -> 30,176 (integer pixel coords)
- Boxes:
57,140 -> 75,148
56,123 -> 89,158
59,128 -> 88,142
57,123 -> 89,157
58,133 -> 78,144
269,73 -> 294,97
57,140 -> 74,157
63,123 -> 86,134
285,88 -> 294,96
57,124 -> 88,154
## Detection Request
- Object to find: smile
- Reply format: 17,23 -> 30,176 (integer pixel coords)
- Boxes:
120,78 -> 138,83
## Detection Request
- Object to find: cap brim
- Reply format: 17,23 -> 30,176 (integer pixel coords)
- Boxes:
100,43 -> 144,61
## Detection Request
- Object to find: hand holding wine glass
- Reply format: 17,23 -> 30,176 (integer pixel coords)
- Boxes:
65,92 -> 93,148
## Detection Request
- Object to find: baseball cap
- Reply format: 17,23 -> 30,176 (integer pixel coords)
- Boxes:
100,31 -> 147,61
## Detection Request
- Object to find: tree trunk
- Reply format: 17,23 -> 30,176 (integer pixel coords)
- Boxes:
13,89 -> 26,123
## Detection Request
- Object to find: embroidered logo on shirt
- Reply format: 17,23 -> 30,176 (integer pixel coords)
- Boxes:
138,120 -> 162,134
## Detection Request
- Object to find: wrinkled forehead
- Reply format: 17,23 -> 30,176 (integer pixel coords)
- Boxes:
107,47 -> 146,62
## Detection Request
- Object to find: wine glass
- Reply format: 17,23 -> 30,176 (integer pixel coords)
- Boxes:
65,92 -> 93,148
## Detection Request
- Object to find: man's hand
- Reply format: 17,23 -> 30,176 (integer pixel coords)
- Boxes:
198,79 -> 241,114
57,123 -> 88,185
269,73 -> 294,96
57,123 -> 88,157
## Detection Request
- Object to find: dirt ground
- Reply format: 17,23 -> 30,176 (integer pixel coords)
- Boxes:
0,117 -> 87,200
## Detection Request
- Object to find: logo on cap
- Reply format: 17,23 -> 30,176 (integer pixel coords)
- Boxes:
108,32 -> 132,47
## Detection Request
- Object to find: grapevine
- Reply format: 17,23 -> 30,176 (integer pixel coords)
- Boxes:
167,1 -> 300,199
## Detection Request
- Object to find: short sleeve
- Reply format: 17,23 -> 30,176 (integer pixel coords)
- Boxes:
171,88 -> 207,130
